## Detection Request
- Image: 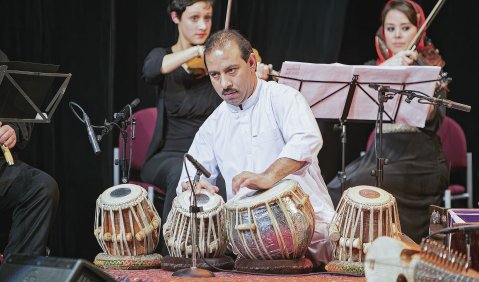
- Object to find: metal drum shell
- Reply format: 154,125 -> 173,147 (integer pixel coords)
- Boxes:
225,180 -> 315,260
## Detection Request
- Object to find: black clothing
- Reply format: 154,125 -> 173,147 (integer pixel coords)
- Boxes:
0,50 -> 59,257
0,126 -> 58,258
0,49 -> 8,62
141,47 -> 222,240
0,162 -> 58,257
327,60 -> 449,243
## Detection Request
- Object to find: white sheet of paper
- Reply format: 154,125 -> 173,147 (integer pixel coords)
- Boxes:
278,62 -> 441,128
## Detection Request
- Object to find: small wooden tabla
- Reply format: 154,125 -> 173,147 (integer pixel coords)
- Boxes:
326,185 -> 401,275
163,189 -> 227,258
94,184 -> 161,257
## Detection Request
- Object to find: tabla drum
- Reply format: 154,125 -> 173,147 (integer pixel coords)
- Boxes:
328,185 -> 401,263
163,189 -> 227,258
224,179 -> 315,260
94,184 -> 161,256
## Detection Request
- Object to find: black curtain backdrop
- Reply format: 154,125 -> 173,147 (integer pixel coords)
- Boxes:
0,1 -> 115,260
0,0 -> 478,261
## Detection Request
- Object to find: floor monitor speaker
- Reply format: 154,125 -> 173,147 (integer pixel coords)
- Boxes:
0,254 -> 115,282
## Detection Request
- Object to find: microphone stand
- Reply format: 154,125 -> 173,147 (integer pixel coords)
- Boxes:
333,120 -> 348,193
371,86 -> 390,188
115,117 -> 136,184
118,123 -> 128,183
465,231 -> 472,268
369,84 -> 471,187
173,170 -> 215,278
335,75 -> 359,194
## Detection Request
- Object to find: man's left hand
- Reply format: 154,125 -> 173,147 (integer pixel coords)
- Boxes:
0,122 -> 17,149
232,171 -> 276,195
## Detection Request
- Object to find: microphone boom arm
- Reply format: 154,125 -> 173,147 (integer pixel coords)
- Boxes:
369,84 -> 471,113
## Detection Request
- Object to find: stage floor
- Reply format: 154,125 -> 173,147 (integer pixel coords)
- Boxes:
105,269 -> 366,282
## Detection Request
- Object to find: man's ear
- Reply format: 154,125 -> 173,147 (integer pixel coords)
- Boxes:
171,11 -> 180,24
247,53 -> 257,71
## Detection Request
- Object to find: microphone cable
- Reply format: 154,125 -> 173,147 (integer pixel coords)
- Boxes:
69,102 -> 100,129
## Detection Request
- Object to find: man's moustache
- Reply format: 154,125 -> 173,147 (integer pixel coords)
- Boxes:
222,88 -> 238,95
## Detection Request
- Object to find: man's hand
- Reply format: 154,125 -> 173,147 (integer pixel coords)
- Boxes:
181,179 -> 219,195
0,122 -> 17,149
232,171 -> 276,195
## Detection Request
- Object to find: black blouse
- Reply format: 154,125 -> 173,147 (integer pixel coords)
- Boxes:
142,47 -> 222,160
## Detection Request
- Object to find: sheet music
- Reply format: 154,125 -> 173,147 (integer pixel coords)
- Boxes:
278,62 -> 441,128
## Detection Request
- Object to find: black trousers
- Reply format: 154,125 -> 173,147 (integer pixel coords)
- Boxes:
0,162 -> 59,257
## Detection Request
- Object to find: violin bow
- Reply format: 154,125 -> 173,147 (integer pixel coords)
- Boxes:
407,0 -> 446,51
224,0 -> 232,30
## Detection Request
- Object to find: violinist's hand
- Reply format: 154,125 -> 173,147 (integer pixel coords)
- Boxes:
195,45 -> 205,58
256,62 -> 273,80
181,179 -> 219,195
231,171 -> 275,195
381,50 -> 418,66
0,122 -> 17,149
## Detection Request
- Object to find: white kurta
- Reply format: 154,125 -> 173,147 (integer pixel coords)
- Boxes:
177,79 -> 335,263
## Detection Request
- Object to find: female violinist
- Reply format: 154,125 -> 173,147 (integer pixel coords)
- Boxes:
328,0 -> 449,243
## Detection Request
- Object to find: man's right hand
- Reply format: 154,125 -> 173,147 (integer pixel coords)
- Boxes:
181,179 -> 219,195
0,122 -> 17,149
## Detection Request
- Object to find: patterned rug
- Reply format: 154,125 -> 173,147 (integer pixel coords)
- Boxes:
105,269 -> 366,282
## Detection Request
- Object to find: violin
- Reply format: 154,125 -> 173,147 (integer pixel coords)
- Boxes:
185,47 -> 263,77
185,0 -> 266,77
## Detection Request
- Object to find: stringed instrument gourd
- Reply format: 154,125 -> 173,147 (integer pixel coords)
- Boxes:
365,236 -> 479,282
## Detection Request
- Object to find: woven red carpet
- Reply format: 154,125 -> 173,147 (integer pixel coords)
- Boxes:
105,269 -> 365,282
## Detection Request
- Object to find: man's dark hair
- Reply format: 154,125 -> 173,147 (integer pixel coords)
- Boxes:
168,0 -> 214,19
204,30 -> 253,64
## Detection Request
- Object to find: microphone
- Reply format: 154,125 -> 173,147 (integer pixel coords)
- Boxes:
98,98 -> 140,141
432,97 -> 471,112
84,112 -> 101,155
369,84 -> 394,91
112,98 -> 140,125
368,84 -> 382,91
369,84 -> 472,112
185,153 -> 211,178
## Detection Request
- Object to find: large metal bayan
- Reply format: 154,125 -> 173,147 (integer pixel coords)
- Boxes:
225,179 -> 315,260
163,189 -> 227,258
94,184 -> 161,256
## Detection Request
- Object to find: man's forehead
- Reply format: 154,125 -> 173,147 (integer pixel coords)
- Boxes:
212,49 -> 225,57
206,45 -> 241,66
208,41 -> 240,57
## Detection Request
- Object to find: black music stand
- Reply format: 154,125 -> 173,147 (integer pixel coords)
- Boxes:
0,61 -> 71,123
277,62 -> 441,190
